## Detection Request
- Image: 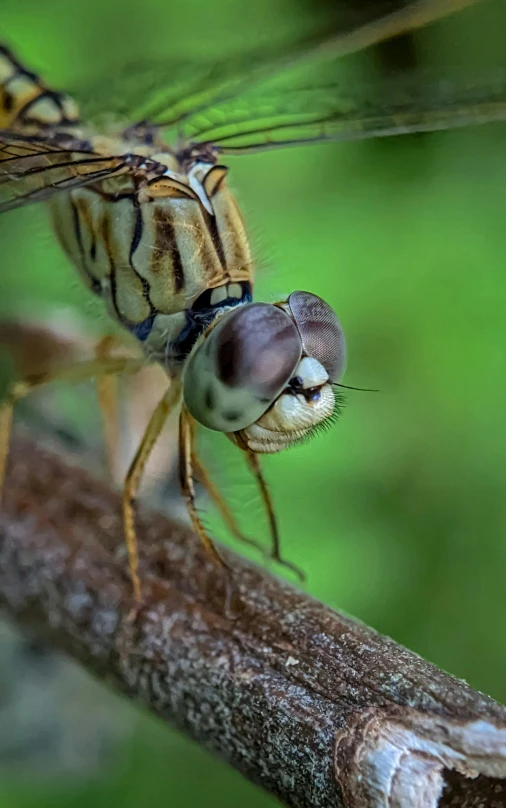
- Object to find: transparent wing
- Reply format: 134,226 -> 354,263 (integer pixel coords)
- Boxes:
0,133 -> 132,212
74,0 -> 483,128
177,70 -> 506,155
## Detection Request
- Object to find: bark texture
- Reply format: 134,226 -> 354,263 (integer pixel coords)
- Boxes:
0,435 -> 505,807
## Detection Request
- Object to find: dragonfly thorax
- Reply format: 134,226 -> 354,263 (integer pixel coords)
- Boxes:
49,155 -> 254,365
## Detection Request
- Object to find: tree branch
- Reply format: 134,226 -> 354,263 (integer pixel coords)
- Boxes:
0,435 -> 505,808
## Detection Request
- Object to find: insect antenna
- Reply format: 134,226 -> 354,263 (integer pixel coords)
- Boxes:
333,383 -> 379,393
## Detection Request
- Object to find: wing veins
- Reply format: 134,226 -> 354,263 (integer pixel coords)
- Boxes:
0,132 -> 134,212
1,156 -> 124,181
143,0 -> 483,129
0,164 -> 129,212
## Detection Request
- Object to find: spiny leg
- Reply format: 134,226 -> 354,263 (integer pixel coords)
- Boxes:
179,406 -> 228,571
123,379 -> 182,602
0,355 -> 146,496
188,424 -> 266,557
245,451 -> 305,582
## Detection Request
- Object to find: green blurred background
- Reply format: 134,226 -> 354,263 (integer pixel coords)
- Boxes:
1,0 -> 506,805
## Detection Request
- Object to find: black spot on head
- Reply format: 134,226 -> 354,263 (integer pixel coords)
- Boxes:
216,338 -> 236,385
223,410 -> 241,422
204,386 -> 215,411
287,376 -> 304,396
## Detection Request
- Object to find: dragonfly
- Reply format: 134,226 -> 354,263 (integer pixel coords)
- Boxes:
1,0 -> 505,602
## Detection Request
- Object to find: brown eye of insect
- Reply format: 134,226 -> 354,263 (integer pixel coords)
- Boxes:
183,303 -> 302,432
288,291 -> 346,382
214,303 -> 302,398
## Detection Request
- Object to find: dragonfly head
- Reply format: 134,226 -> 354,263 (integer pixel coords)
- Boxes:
183,291 -> 346,453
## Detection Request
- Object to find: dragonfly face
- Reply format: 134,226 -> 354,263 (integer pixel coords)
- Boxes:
183,292 -> 346,452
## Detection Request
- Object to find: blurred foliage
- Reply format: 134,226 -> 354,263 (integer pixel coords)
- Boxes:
1,0 -> 506,806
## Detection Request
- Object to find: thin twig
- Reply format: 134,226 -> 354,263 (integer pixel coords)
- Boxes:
0,435 -> 505,808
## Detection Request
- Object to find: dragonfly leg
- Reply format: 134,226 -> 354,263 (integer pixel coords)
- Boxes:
0,355 -> 146,496
94,335 -> 124,482
178,405 -> 229,572
123,378 -> 182,602
245,451 -> 306,583
188,418 -> 266,557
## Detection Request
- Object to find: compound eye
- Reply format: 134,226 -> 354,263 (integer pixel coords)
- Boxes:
184,303 -> 302,432
215,303 -> 301,397
288,291 -> 346,382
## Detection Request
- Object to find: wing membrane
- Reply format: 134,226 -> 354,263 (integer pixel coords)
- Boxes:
178,71 -> 506,154
74,0 -> 483,128
0,133 -> 131,212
